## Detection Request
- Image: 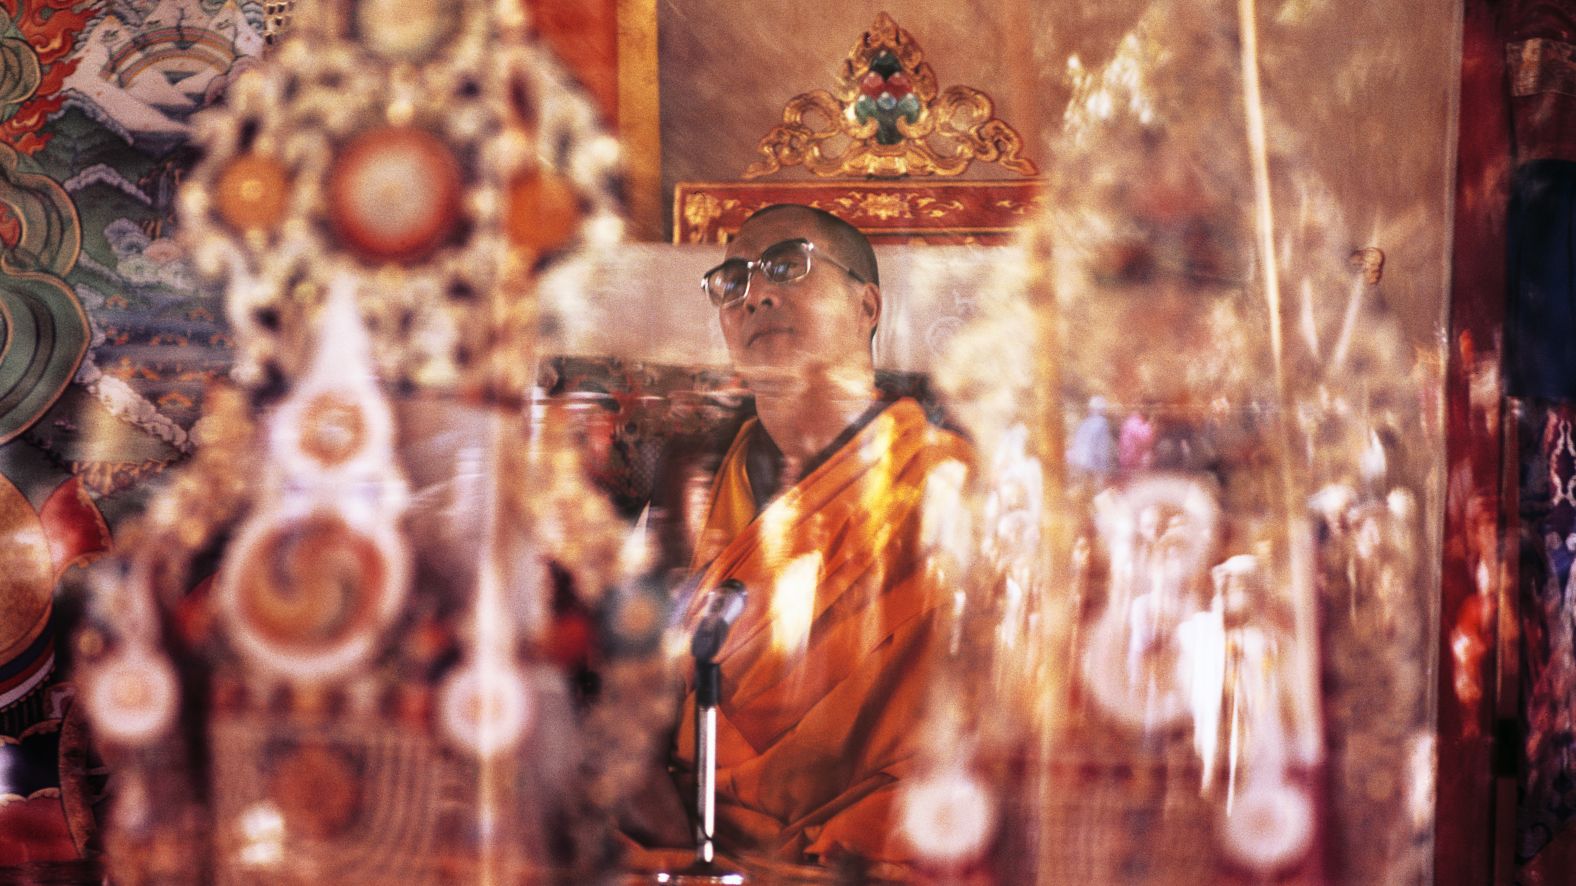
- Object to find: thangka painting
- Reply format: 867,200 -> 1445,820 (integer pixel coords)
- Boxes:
1517,402 -> 1576,866
0,0 -> 263,866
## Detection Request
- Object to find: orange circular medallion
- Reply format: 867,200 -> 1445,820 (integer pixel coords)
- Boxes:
326,127 -> 463,263
505,167 -> 580,256
215,154 -> 291,233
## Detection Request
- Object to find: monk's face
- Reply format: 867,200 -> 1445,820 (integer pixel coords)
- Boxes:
716,210 -> 879,389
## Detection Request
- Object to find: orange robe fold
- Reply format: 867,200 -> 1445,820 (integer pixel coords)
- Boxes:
674,398 -> 971,872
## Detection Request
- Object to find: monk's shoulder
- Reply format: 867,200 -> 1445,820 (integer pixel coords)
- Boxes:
917,421 -> 977,476
881,397 -> 975,476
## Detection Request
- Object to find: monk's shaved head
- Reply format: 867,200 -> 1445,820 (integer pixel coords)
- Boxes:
739,204 -> 879,288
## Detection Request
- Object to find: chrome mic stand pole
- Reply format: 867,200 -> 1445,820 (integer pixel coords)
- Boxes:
694,656 -> 722,866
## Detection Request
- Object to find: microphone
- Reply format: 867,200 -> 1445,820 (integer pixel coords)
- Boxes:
690,579 -> 747,665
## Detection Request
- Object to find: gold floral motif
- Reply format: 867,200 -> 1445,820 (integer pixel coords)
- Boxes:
744,13 -> 1037,180
993,195 -> 1049,217
817,192 -> 967,222
852,193 -> 909,220
680,192 -> 740,244
672,180 -> 1042,243
910,196 -> 967,219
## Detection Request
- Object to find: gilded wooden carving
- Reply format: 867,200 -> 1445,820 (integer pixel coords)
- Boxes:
744,13 -> 1037,180
673,179 -> 1042,244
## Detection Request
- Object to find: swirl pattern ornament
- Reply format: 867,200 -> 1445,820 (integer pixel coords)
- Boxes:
212,281 -> 411,684
219,512 -> 407,682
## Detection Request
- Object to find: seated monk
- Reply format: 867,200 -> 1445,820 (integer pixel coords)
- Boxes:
640,205 -> 973,878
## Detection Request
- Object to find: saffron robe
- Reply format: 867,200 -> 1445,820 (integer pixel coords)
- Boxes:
674,398 -> 972,871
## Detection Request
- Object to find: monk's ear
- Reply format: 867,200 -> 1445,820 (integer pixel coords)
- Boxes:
859,282 -> 881,332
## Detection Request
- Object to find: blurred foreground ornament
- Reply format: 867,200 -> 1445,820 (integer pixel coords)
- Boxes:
325,126 -> 465,263
262,0 -> 295,44
897,768 -> 997,866
1081,475 -> 1219,733
219,511 -> 409,680
181,0 -> 624,397
439,658 -> 532,758
215,285 -> 411,683
920,0 -> 1436,881
1216,777 -> 1315,873
79,0 -> 654,880
352,0 -> 455,61
86,644 -> 179,746
83,564 -> 180,747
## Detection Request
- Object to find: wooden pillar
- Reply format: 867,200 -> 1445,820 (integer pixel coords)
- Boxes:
1436,2 -> 1513,884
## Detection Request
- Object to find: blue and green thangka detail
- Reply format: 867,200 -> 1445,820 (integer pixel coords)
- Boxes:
851,51 -> 921,146
0,9 -> 42,126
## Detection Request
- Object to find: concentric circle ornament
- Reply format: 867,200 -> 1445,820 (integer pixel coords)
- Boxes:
215,153 -> 291,233
217,512 -> 409,681
296,392 -> 368,467
439,661 -> 532,758
87,648 -> 180,745
326,126 -> 463,264
897,769 -> 997,865
1217,780 -> 1315,873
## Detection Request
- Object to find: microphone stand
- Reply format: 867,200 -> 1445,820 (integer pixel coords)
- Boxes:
654,582 -> 746,885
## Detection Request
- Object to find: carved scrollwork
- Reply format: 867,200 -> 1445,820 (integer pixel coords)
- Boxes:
744,13 -> 1038,180
679,191 -> 742,243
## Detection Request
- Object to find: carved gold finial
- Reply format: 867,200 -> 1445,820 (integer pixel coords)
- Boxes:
744,12 -> 1038,180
